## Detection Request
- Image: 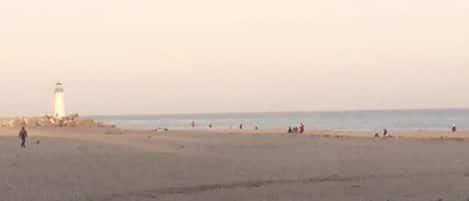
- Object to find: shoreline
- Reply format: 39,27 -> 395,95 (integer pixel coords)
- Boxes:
188,128 -> 468,139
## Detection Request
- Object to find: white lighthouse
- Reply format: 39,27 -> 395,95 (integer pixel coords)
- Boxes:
54,82 -> 66,119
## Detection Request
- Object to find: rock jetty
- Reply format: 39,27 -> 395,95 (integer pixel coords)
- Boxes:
0,114 -> 114,128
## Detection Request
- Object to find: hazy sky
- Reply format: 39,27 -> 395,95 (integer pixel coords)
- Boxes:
1,0 -> 469,116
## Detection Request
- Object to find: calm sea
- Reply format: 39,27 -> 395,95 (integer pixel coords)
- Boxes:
91,109 -> 469,131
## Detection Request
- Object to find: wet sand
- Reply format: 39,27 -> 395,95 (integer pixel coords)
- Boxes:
1,127 -> 469,201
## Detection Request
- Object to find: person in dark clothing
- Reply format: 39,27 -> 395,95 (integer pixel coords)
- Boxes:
383,129 -> 388,137
19,127 -> 28,148
452,124 -> 457,133
288,126 -> 293,134
299,122 -> 305,134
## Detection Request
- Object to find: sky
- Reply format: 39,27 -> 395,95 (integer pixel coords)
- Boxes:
1,0 -> 469,116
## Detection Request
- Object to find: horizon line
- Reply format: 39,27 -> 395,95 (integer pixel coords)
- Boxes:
85,107 -> 469,117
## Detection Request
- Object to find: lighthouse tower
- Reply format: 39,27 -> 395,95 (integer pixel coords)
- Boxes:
54,82 -> 66,119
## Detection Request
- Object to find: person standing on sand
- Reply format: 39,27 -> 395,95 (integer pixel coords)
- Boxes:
299,122 -> 305,134
19,127 -> 28,148
452,124 -> 457,133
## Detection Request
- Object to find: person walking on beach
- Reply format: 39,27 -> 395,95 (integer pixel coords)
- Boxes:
383,129 -> 388,137
452,124 -> 457,133
299,122 -> 305,134
19,127 -> 28,148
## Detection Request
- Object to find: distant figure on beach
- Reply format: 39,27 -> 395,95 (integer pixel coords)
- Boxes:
19,127 -> 28,148
208,123 -> 213,128
288,126 -> 293,134
383,129 -> 388,137
240,124 -> 243,129
191,121 -> 196,128
374,133 -> 380,138
299,122 -> 305,134
293,127 -> 299,133
452,124 -> 457,133
255,126 -> 259,130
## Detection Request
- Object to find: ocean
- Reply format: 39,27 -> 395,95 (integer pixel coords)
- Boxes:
91,109 -> 469,131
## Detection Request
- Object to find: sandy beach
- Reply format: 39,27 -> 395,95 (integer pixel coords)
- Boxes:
2,127 -> 469,201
